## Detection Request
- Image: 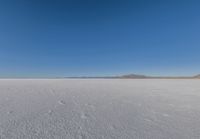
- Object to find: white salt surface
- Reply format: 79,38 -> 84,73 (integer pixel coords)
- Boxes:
0,79 -> 200,139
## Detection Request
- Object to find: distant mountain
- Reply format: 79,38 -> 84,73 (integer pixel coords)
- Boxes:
119,74 -> 148,79
118,74 -> 200,79
194,74 -> 200,78
65,74 -> 200,79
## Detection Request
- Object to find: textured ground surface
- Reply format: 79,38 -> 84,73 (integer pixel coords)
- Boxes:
0,79 -> 200,139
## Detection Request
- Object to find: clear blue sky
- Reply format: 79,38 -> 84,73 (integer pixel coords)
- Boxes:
0,0 -> 200,77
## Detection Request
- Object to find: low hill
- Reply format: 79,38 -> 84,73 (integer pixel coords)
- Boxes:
65,74 -> 200,79
119,74 -> 148,79
194,74 -> 200,78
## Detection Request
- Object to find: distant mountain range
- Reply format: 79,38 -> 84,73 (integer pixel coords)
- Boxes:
119,74 -> 148,79
66,74 -> 200,79
118,74 -> 200,79
194,74 -> 200,78
119,74 -> 200,79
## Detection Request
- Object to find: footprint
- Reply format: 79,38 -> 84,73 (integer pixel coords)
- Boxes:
80,113 -> 88,120
7,111 -> 14,114
110,125 -> 117,130
77,126 -> 82,130
58,100 -> 66,105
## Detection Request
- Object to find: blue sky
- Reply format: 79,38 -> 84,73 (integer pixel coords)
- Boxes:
0,0 -> 200,77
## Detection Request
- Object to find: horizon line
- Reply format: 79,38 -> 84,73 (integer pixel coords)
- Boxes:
0,73 -> 199,79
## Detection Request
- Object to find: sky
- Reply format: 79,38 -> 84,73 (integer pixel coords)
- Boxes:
0,0 -> 200,77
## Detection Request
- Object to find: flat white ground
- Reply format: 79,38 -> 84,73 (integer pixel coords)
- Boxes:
0,79 -> 200,139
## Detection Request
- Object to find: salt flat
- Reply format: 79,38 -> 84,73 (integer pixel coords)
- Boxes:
0,79 -> 200,139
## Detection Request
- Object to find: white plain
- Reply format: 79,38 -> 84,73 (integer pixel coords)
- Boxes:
0,79 -> 200,139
